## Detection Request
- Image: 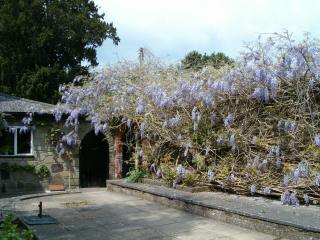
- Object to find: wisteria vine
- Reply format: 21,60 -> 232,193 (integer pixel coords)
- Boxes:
55,32 -> 320,205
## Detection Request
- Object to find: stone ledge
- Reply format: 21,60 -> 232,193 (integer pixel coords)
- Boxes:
107,180 -> 320,240
140,178 -> 211,193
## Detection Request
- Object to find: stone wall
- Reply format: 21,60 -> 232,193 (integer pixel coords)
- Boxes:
0,156 -> 43,195
0,114 -> 115,195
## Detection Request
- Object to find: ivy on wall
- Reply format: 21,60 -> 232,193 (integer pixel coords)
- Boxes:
0,163 -> 50,179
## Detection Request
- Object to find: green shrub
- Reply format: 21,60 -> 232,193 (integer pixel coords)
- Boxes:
183,172 -> 199,187
0,214 -> 33,240
125,169 -> 146,183
162,167 -> 176,185
34,164 -> 50,179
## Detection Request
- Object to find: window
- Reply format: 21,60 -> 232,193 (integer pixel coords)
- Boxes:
0,127 -> 33,156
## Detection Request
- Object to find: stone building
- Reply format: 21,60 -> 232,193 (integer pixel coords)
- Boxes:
0,93 -> 132,196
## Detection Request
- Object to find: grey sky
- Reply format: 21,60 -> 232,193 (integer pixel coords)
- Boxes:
94,0 -> 320,65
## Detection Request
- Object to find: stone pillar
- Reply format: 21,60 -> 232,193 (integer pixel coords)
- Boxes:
113,125 -> 125,179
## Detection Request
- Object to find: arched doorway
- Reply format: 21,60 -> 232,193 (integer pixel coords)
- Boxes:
79,130 -> 109,187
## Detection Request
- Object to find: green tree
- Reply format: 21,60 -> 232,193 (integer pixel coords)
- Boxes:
181,51 -> 203,70
0,0 -> 119,103
181,50 -> 233,70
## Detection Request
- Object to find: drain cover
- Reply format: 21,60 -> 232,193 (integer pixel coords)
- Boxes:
23,215 -> 58,225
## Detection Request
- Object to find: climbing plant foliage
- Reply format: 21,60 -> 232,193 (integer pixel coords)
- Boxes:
55,32 -> 320,205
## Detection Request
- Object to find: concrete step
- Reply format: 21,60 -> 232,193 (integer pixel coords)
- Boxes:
107,180 -> 320,240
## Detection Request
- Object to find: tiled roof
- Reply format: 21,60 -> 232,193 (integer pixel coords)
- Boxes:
0,93 -> 55,114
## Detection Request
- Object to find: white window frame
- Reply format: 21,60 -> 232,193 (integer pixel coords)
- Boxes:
0,126 -> 34,157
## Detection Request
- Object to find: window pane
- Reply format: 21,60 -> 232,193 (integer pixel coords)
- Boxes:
0,130 -> 14,155
17,129 -> 31,154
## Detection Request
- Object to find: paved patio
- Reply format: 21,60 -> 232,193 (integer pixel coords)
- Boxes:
4,189 -> 280,240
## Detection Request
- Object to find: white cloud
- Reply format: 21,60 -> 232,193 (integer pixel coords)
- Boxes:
94,0 -> 320,65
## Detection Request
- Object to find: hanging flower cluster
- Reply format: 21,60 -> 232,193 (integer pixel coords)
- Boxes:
54,32 -> 320,205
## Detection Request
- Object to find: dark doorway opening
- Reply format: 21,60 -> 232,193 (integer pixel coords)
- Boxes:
79,130 -> 109,187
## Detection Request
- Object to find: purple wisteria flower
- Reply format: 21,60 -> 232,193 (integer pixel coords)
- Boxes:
303,194 -> 310,205
229,173 -> 236,182
281,190 -> 291,205
258,159 -> 268,172
70,109 -> 79,119
205,147 -> 211,156
267,145 -> 280,158
289,192 -> 300,206
251,136 -> 258,145
177,165 -> 186,177
210,112 -> 216,126
297,162 -> 308,177
162,120 -> 168,129
137,149 -> 143,158
315,174 -> 320,187
284,120 -> 297,132
183,143 -> 192,157
253,156 -> 260,169
168,116 -> 180,127
1,119 -> 8,131
270,78 -> 278,98
290,162 -> 308,184
308,79 -> 315,89
250,184 -> 256,195
246,161 -> 250,171
252,87 -> 269,103
127,86 -> 136,94
62,132 -> 78,146
263,187 -> 271,195
156,169 -> 162,178
140,121 -> 147,139
311,112 -> 318,123
22,113 -> 32,125
228,134 -> 236,147
314,134 -> 320,147
216,136 -> 223,147
149,163 -> 156,173
281,187 -> 300,206
276,158 -> 283,168
19,126 -> 29,134
54,109 -> 63,122
191,107 -> 197,123
56,143 -> 65,157
127,119 -> 132,128
208,170 -> 215,181
278,120 -> 297,132
283,174 -> 289,188
94,124 -> 103,135
193,121 -> 198,131
9,128 -> 16,134
292,168 -> 300,184
224,114 -> 234,128
135,102 -> 145,115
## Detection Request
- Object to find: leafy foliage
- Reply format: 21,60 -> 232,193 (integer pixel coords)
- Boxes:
0,214 -> 33,240
125,169 -> 147,183
181,50 -> 233,70
0,0 -> 119,103
0,163 -> 50,179
34,164 -> 50,179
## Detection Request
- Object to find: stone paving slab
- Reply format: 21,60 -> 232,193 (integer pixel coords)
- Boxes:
107,180 -> 320,239
107,180 -> 320,233
1,188 -> 278,240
